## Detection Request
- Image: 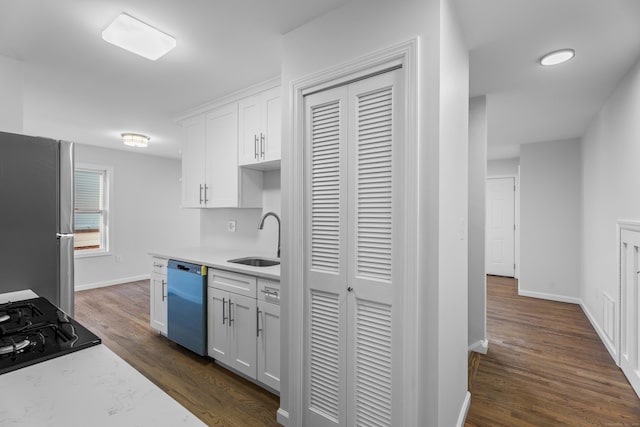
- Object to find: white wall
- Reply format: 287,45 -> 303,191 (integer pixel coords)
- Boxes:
281,0 -> 469,425
488,157 -> 519,177
74,144 -> 200,289
581,55 -> 640,357
0,55 -> 24,134
436,2 -> 470,424
468,96 -> 487,353
519,139 -> 581,302
200,169 -> 281,258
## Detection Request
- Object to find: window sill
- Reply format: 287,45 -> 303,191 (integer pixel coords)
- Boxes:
74,250 -> 112,259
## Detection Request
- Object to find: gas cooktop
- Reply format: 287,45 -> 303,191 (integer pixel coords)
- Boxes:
0,297 -> 101,375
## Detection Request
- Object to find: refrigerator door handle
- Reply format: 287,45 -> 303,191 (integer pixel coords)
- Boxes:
58,232 -> 74,316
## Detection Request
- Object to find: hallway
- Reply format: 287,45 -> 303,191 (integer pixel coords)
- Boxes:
466,275 -> 640,426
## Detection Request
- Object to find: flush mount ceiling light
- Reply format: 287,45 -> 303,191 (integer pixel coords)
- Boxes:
121,133 -> 150,148
102,13 -> 176,60
539,49 -> 575,66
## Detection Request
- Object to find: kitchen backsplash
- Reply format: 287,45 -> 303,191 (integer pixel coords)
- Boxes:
200,169 -> 281,257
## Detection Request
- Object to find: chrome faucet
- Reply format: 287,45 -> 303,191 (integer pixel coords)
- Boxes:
258,211 -> 281,258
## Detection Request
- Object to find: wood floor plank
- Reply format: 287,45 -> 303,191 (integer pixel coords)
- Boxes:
75,281 -> 279,427
466,275 -> 640,426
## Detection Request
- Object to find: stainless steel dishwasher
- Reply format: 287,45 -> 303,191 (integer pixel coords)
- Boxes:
167,260 -> 207,356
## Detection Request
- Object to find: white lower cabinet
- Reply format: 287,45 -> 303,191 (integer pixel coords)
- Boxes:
257,300 -> 280,391
150,257 -> 168,335
208,287 -> 257,378
207,269 -> 280,393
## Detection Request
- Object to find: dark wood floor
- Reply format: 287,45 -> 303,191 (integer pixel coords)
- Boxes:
76,277 -> 640,426
466,275 -> 640,426
75,280 -> 279,427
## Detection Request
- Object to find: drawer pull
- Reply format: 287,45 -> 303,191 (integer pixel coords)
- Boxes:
260,289 -> 279,298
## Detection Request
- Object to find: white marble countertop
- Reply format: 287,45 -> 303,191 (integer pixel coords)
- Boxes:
0,290 -> 205,427
150,246 -> 280,281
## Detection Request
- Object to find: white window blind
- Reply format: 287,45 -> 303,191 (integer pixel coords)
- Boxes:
74,166 -> 109,254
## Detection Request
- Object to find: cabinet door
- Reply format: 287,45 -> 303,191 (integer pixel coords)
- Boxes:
150,273 -> 167,334
262,86 -> 281,163
180,114 -> 206,208
206,104 -> 239,207
238,95 -> 261,165
207,287 -> 230,364
228,293 -> 257,378
257,300 -> 280,391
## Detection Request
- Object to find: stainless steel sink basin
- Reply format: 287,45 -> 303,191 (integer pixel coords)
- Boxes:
228,257 -> 280,267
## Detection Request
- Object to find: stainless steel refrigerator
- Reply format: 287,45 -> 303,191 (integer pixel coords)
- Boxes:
0,131 -> 74,314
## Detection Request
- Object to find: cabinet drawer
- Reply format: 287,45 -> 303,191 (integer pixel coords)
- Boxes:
209,269 -> 257,298
257,278 -> 280,305
151,257 -> 168,275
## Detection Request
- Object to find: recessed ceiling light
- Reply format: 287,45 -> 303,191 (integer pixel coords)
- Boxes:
102,13 -> 176,61
121,133 -> 150,147
539,49 -> 575,66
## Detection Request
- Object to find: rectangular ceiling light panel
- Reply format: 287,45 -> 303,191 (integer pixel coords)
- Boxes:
102,13 -> 176,60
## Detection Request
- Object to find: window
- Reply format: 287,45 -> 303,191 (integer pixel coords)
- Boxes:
74,164 -> 110,256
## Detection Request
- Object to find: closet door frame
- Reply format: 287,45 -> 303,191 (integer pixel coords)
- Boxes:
283,37 -> 419,427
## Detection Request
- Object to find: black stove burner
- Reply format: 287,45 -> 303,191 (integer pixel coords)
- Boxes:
0,297 -> 101,375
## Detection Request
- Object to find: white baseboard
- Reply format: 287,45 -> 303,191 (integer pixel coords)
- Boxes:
518,289 -> 581,305
276,408 -> 289,426
580,299 -> 618,364
468,339 -> 489,354
75,274 -> 150,292
456,391 -> 471,427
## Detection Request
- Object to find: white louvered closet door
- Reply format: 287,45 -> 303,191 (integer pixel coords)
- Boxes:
304,86 -> 349,427
303,68 -> 403,427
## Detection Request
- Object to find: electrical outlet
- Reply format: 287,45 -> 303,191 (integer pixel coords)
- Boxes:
228,220 -> 237,232
115,255 -> 123,263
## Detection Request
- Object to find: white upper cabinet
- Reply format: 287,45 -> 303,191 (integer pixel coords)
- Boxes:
180,114 -> 207,208
179,103 -> 262,209
238,86 -> 281,168
206,104 -> 239,207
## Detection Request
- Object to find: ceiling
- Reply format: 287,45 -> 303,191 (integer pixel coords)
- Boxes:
0,0 -> 349,158
2,1 -> 640,160
454,0 -> 640,159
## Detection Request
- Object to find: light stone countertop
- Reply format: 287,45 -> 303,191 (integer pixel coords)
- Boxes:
149,246 -> 281,281
0,290 -> 206,427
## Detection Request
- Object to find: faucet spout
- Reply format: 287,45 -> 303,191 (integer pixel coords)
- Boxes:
258,211 -> 281,258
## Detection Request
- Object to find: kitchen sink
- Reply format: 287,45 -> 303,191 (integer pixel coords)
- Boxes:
228,257 -> 280,267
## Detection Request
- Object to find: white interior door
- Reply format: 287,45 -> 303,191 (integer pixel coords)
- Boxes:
620,228 -> 640,398
303,68 -> 403,427
303,85 -> 349,427
486,177 -> 515,277
345,70 -> 402,427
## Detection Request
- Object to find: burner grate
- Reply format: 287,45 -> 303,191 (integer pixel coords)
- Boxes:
0,297 -> 100,375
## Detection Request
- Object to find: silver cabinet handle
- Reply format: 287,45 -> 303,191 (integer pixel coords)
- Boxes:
161,279 -> 166,301
228,299 -> 234,325
257,308 -> 262,337
260,133 -> 265,158
260,289 -> 279,298
254,135 -> 259,160
222,297 -> 227,325
204,185 -> 209,203
153,262 -> 164,268
199,184 -> 203,204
